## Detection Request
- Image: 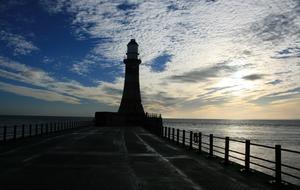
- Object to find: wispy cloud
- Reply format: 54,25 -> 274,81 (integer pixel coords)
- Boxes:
0,56 -> 122,106
272,47 -> 300,59
169,62 -> 236,83
250,14 -> 299,43
266,79 -> 282,85
252,86 -> 300,105
0,31 -> 38,55
0,81 -> 80,104
242,74 -> 265,81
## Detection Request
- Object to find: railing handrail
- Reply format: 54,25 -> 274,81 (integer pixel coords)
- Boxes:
162,126 -> 300,186
282,148 -> 300,154
0,120 -> 92,143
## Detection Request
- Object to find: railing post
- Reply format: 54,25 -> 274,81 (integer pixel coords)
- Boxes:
172,128 -> 175,142
189,131 -> 193,149
35,124 -> 38,136
165,127 -> 167,139
209,134 -> 213,157
13,125 -> 17,140
50,123 -> 52,133
29,124 -> 32,137
22,124 -> 25,138
165,127 -> 167,138
177,129 -> 179,144
224,137 -> 229,164
198,132 -> 202,153
182,130 -> 185,146
244,140 -> 250,172
46,123 -> 48,135
3,126 -> 7,143
168,127 -> 170,140
275,145 -> 282,184
41,124 -> 43,136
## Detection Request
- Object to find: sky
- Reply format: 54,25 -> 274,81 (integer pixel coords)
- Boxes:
0,0 -> 300,119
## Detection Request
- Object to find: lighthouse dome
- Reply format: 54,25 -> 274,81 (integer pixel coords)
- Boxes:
127,39 -> 139,59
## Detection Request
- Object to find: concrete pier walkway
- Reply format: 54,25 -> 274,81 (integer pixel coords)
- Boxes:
0,127 -> 296,190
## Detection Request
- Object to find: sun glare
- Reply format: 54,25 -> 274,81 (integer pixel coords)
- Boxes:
216,71 -> 256,96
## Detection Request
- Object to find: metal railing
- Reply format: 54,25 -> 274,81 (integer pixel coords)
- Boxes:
0,120 -> 92,143
163,127 -> 300,185
145,112 -> 162,118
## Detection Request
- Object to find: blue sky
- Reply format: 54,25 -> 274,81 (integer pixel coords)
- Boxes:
0,0 -> 300,119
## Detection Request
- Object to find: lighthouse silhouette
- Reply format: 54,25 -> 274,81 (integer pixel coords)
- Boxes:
118,39 -> 145,116
95,39 -> 163,127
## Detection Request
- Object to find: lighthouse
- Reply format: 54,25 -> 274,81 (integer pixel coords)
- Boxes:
95,39 -> 162,127
118,39 -> 145,116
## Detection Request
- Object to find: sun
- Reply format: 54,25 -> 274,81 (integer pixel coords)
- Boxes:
216,71 -> 256,96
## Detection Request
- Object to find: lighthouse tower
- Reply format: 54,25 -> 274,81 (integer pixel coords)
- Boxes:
118,39 -> 145,116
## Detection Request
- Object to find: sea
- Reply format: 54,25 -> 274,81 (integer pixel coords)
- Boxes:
0,116 -> 299,185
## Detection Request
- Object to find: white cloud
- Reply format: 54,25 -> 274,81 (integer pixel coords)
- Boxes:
45,0 -> 299,77
0,31 -> 39,55
39,0 -> 68,14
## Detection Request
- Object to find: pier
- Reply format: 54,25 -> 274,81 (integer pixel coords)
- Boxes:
0,124 -> 299,190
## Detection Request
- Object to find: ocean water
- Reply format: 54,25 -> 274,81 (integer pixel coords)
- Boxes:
164,119 -> 300,185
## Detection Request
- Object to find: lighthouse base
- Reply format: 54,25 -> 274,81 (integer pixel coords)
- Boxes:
94,112 -> 141,126
94,112 -> 163,136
